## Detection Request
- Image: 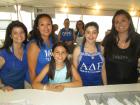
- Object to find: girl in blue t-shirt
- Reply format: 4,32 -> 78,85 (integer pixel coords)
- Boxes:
0,21 -> 28,91
73,22 -> 107,86
26,14 -> 56,84
32,42 -> 82,91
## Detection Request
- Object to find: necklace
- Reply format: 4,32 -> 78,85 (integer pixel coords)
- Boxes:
118,41 -> 129,49
56,64 -> 65,71
14,47 -> 23,61
85,43 -> 97,53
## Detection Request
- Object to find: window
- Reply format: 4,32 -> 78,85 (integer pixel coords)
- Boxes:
83,15 -> 112,42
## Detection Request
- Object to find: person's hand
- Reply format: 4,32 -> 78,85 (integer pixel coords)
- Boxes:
47,84 -> 64,92
2,86 -> 14,92
0,79 -> 4,89
0,56 -> 5,69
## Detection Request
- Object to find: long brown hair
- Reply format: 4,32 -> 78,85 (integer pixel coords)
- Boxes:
82,22 -> 99,47
48,42 -> 72,80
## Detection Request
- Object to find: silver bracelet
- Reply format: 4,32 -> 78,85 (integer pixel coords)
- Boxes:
0,82 -> 4,89
43,84 -> 47,90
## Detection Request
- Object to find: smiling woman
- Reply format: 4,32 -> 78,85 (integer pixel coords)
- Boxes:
72,22 -> 107,86
102,9 -> 140,85
0,11 -> 32,47
26,14 -> 56,85
0,20 -> 28,91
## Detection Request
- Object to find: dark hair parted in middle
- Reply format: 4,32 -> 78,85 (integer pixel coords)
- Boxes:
48,42 -> 72,80
110,9 -> 135,44
82,22 -> 99,47
1,20 -> 28,51
102,9 -> 138,57
30,14 -> 56,47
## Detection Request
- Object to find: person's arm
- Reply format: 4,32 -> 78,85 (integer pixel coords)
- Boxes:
0,79 -> 4,89
32,64 -> 49,89
32,65 -> 64,91
73,29 -> 76,42
2,86 -> 14,91
101,63 -> 107,85
101,46 -> 107,85
58,30 -> 61,42
0,56 -> 5,69
0,78 -> 14,91
27,42 -> 40,82
0,52 -> 16,91
72,46 -> 80,69
60,65 -> 82,87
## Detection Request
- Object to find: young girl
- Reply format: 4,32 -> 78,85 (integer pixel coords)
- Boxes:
73,22 -> 107,86
32,42 -> 82,91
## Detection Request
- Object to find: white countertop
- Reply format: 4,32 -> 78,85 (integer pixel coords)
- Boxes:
0,83 -> 140,105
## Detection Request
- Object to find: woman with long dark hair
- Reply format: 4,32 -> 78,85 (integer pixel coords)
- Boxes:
102,9 -> 140,84
75,20 -> 84,45
0,20 -> 28,90
73,22 -> 107,86
27,14 -> 56,84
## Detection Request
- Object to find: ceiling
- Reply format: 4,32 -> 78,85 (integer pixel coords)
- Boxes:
0,0 -> 140,11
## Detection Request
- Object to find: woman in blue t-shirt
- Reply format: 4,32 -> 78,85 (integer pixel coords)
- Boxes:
0,21 -> 28,91
73,22 -> 107,86
27,14 -> 56,84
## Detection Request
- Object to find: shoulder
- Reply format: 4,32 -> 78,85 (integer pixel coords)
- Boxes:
73,46 -> 81,53
28,41 -> 38,48
27,41 -> 40,53
61,28 -> 65,31
59,28 -> 64,34
102,34 -> 113,47
96,42 -> 102,52
69,28 -> 74,32
135,33 -> 140,41
69,28 -> 73,30
134,33 -> 140,48
73,46 -> 81,58
71,64 -> 76,70
0,48 -> 6,52
0,49 -> 7,56
132,33 -> 140,56
131,32 -> 140,47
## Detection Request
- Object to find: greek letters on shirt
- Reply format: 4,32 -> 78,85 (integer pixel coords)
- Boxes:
79,62 -> 103,73
112,54 -> 128,61
44,49 -> 52,61
60,28 -> 74,41
38,49 -> 51,64
62,31 -> 72,37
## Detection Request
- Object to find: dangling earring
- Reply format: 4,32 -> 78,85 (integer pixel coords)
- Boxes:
10,35 -> 12,39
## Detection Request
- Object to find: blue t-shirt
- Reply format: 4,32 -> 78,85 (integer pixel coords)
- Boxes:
0,46 -> 27,89
26,38 -> 53,84
78,44 -> 104,86
60,28 -> 74,42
